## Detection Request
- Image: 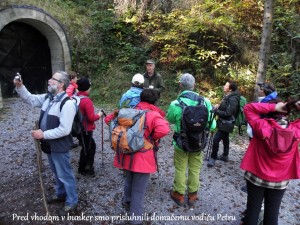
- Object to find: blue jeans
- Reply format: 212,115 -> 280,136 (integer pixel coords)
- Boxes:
47,151 -> 78,207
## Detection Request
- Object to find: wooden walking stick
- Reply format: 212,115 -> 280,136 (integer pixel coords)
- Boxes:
34,121 -> 53,223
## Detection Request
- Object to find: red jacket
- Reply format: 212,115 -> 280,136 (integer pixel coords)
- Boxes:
240,103 -> 300,182
106,102 -> 170,173
77,91 -> 100,131
66,81 -> 78,97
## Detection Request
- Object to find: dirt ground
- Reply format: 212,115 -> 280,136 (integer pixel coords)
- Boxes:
0,97 -> 299,225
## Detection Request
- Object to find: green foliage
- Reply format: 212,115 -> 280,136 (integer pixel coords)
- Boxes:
1,0 -> 299,107
265,0 -> 300,100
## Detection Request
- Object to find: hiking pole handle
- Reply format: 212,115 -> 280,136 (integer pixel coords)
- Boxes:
101,110 -> 107,117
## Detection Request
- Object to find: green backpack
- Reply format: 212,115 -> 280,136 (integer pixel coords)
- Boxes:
235,95 -> 248,135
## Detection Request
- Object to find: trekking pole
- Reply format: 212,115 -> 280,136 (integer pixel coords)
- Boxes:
33,121 -> 53,224
101,110 -> 107,167
205,111 -> 216,161
153,141 -> 163,202
205,132 -> 214,161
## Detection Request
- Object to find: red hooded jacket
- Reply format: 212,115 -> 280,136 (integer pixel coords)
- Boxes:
240,103 -> 300,182
77,91 -> 100,131
105,101 -> 170,173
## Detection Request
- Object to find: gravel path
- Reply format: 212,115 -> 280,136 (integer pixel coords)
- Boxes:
0,97 -> 299,225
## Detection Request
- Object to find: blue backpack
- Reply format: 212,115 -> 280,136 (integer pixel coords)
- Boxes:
119,88 -> 142,108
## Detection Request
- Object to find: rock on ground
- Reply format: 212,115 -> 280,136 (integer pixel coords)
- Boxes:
0,97 -> 299,225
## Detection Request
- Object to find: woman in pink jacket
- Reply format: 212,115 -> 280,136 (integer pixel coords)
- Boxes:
105,89 -> 170,225
240,100 -> 300,225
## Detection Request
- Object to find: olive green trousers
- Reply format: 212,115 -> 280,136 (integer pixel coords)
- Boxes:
173,147 -> 203,194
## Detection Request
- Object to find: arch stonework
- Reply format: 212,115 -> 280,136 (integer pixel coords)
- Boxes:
0,5 -> 72,109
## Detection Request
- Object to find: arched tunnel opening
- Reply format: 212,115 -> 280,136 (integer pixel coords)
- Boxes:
0,21 -> 52,98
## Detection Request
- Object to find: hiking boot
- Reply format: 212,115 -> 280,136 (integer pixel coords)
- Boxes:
78,168 -> 86,175
46,194 -> 66,204
217,155 -> 229,162
58,204 -> 77,216
207,158 -> 215,167
188,192 -> 198,206
122,198 -> 130,211
241,185 -> 247,193
71,143 -> 79,148
85,165 -> 95,176
170,190 -> 184,206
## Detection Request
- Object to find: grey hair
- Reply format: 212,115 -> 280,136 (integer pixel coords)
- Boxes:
56,71 -> 70,90
180,73 -> 195,90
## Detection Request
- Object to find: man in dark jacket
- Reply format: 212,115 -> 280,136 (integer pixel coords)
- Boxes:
207,80 -> 240,167
143,59 -> 165,97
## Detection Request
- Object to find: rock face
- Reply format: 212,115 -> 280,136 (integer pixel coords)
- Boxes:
0,97 -> 299,225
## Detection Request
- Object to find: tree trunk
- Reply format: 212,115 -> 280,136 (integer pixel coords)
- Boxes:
255,0 -> 274,100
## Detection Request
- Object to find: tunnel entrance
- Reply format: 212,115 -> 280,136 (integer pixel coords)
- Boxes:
0,22 -> 52,97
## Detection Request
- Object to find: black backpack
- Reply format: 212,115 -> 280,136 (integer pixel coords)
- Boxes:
174,92 -> 209,152
60,96 -> 86,137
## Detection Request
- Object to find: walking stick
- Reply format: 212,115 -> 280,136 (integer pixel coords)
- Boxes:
205,111 -> 216,161
205,132 -> 214,161
101,110 -> 107,167
34,121 -> 53,224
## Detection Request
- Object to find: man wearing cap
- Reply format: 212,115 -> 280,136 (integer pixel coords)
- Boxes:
143,59 -> 165,97
76,77 -> 103,176
119,73 -> 144,108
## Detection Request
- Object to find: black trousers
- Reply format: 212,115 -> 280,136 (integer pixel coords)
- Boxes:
244,180 -> 286,225
78,131 -> 96,170
210,129 -> 229,159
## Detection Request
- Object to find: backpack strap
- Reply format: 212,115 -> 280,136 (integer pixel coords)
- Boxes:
59,97 -> 71,111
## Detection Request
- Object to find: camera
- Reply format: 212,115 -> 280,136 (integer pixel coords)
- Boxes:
15,72 -> 22,82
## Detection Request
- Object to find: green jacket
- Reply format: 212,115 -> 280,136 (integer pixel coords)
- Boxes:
166,90 -> 216,150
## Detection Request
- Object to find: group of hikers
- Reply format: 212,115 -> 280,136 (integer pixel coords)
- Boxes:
13,59 -> 300,225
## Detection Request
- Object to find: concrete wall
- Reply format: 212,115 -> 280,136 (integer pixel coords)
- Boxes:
0,5 -> 72,109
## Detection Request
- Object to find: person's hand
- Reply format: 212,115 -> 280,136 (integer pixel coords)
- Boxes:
98,111 -> 103,117
214,104 -> 219,109
296,101 -> 300,110
31,129 -> 44,140
275,102 -> 288,113
13,76 -> 23,88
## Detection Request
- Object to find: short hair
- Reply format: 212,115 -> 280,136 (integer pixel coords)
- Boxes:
140,89 -> 159,104
56,71 -> 69,90
69,71 -> 78,80
262,82 -> 276,96
228,80 -> 238,91
180,73 -> 195,90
